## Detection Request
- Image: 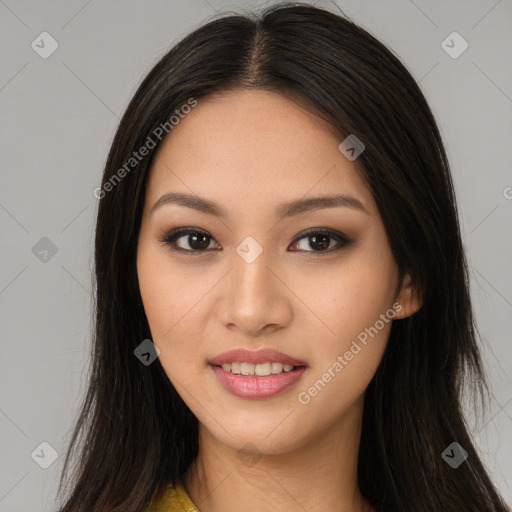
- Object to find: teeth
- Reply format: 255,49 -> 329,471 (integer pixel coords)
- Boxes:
220,362 -> 296,376
272,362 -> 283,374
241,362 -> 254,375
255,362 -> 272,376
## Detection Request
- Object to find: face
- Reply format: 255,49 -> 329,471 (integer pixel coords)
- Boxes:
137,89 -> 419,455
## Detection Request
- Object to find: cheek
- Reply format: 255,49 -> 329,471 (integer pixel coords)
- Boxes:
291,237 -> 398,407
137,243 -> 203,366
293,260 -> 396,427
293,250 -> 398,345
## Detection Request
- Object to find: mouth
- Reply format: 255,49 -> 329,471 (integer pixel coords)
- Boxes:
209,363 -> 307,399
212,361 -> 304,377
208,348 -> 308,399
208,347 -> 308,368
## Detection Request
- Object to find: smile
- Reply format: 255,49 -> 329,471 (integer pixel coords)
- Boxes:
210,364 -> 307,399
220,362 -> 296,376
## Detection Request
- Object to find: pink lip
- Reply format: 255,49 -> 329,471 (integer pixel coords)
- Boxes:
210,365 -> 307,399
209,348 -> 307,367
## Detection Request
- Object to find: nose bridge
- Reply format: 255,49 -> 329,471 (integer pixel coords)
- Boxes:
232,245 -> 274,308
218,241 -> 292,334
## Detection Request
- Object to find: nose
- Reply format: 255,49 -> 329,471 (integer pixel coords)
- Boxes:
217,249 -> 293,337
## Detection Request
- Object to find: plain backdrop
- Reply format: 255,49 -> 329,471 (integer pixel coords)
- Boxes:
0,0 -> 511,510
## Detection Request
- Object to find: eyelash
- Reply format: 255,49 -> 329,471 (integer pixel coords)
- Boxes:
158,226 -> 353,256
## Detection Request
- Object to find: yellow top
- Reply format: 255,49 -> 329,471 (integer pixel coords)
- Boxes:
145,480 -> 199,512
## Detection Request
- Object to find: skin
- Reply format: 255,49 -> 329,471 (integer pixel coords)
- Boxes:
137,89 -> 422,512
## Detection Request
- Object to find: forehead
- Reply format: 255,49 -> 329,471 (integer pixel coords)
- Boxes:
145,89 -> 375,218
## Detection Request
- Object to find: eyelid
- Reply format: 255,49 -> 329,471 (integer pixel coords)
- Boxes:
289,226 -> 352,246
158,226 -> 353,254
158,226 -> 219,254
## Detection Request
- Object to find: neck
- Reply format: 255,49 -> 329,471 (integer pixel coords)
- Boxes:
182,395 -> 375,512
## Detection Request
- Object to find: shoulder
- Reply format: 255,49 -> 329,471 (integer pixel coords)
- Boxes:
145,480 -> 199,512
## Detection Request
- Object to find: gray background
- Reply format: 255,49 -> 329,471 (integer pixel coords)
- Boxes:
0,0 -> 511,510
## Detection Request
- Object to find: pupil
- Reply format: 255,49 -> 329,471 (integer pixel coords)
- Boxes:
189,233 -> 210,250
185,233 -> 332,251
310,234 -> 329,251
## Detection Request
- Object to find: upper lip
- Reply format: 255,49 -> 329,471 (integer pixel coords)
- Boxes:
209,348 -> 307,367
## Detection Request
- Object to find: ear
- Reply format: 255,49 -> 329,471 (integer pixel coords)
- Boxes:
393,273 -> 423,320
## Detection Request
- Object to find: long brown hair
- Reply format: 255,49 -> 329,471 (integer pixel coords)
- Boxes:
56,3 -> 510,511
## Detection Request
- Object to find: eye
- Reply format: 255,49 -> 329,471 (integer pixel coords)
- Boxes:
288,227 -> 353,255
159,227 -> 220,254
159,226 -> 353,255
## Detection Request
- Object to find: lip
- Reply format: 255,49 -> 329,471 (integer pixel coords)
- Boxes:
210,365 -> 307,399
208,348 -> 307,367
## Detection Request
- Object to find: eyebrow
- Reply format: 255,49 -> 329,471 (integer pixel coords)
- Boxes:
151,191 -> 369,218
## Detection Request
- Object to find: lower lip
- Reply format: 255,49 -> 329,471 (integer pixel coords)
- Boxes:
210,365 -> 307,399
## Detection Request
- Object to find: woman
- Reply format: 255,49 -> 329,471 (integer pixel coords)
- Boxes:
55,3 -> 510,511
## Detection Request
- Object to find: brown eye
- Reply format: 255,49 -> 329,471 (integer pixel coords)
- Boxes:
160,226 -> 352,256
160,227 -> 219,253
289,228 -> 352,254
